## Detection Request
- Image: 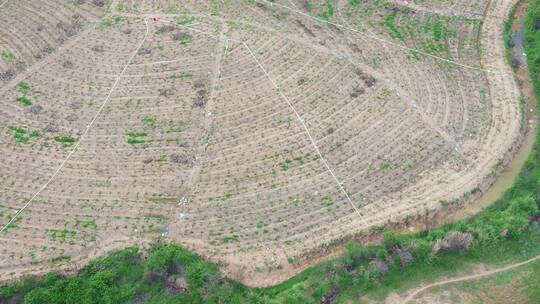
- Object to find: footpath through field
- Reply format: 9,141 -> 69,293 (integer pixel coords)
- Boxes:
401,253 -> 540,303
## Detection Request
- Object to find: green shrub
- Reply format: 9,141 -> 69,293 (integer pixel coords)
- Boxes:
382,232 -> 401,250
317,0 -> 334,20
16,95 -> 32,106
383,12 -> 402,40
54,135 -> 76,144
17,81 -> 30,93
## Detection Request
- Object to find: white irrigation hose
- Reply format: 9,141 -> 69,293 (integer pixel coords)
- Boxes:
244,42 -> 368,226
0,18 -> 151,233
255,0 -> 507,75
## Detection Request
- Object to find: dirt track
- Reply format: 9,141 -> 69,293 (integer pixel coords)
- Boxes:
401,253 -> 540,303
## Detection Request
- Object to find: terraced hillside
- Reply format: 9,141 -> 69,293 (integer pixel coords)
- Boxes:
0,0 -> 523,286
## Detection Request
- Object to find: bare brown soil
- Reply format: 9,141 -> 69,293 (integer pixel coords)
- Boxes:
0,0 -> 526,287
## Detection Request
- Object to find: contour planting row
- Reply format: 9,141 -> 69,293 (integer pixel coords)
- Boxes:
243,31 -> 470,204
231,0 -> 493,156
0,19 -> 160,278
0,0 -> 100,82
0,0 -> 524,286
0,20 -> 147,208
0,17 -> 246,279
394,0 -> 488,17
167,45 -> 352,264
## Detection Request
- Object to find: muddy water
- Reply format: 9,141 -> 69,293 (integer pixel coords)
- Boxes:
512,16 -> 527,65
447,2 -> 537,222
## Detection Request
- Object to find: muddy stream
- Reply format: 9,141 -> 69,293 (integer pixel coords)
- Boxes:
445,0 -> 537,223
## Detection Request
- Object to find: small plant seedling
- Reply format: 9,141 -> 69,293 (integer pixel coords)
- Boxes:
54,135 -> 76,145
177,15 -> 194,25
321,196 -> 333,207
142,116 -> 156,129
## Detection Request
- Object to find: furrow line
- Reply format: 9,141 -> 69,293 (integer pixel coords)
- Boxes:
0,18 -> 151,233
243,41 -> 368,226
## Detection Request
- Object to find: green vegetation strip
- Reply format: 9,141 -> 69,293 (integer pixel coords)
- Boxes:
16,82 -> 32,106
8,126 -> 41,144
54,136 -> 76,145
2,2 -> 540,303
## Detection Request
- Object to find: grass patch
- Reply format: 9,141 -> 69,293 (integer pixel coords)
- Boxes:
177,15 -> 194,25
321,196 -> 333,207
221,235 -> 239,243
54,135 -> 76,145
15,81 -> 33,106
202,132 -> 212,145
74,218 -> 97,229
279,159 -> 292,171
175,33 -> 192,46
1,50 -> 24,66
317,0 -> 334,20
8,126 -> 41,144
407,50 -> 421,60
1,50 -> 17,64
16,96 -> 32,106
383,12 -> 402,40
142,116 -> 156,129
126,131 -> 148,145
382,11 -> 456,54
127,138 -> 145,145
101,15 -> 122,27
127,132 -> 146,137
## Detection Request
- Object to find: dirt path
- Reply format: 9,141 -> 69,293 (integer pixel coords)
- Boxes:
185,18 -> 229,191
401,254 -> 540,303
